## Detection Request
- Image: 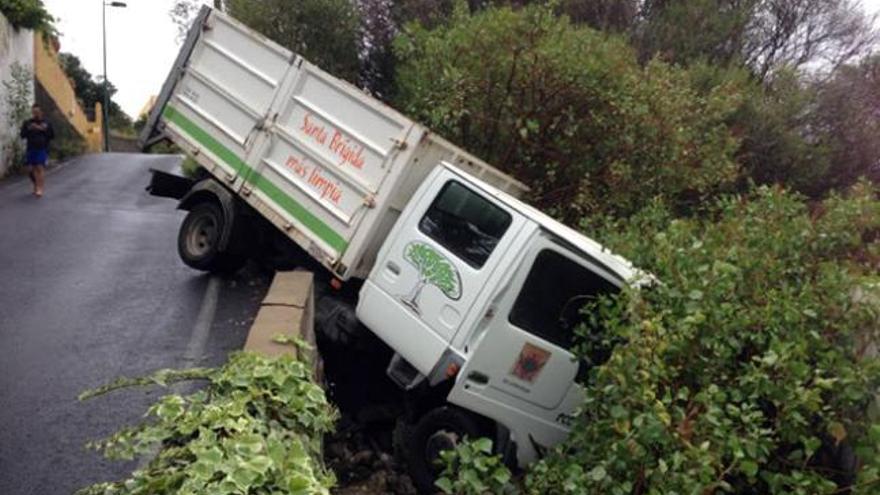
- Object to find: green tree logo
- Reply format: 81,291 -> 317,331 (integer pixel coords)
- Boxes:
401,241 -> 462,313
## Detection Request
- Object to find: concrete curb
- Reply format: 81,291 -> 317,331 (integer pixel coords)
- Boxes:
243,270 -> 321,379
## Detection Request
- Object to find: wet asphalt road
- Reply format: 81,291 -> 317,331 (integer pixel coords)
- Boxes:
0,153 -> 271,494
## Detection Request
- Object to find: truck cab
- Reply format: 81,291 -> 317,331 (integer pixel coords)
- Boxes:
357,163 -> 639,476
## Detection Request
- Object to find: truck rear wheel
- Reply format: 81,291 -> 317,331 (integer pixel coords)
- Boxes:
398,406 -> 483,494
178,202 -> 245,273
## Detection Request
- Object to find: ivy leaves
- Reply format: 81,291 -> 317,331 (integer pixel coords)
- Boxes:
435,438 -> 515,495
76,352 -> 337,495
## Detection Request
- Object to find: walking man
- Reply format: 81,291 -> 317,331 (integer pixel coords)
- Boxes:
20,103 -> 54,197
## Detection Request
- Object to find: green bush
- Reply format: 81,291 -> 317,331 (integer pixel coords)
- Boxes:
223,0 -> 360,82
52,133 -> 87,161
2,61 -> 32,173
0,0 -> 55,34
526,183 -> 880,494
76,352 -> 338,495
393,5 -> 742,221
435,438 -> 516,495
180,156 -> 201,178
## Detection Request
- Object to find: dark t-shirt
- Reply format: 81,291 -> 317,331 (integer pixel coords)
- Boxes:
20,118 -> 55,151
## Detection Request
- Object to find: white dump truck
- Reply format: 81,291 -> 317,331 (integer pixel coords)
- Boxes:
141,6 -> 641,491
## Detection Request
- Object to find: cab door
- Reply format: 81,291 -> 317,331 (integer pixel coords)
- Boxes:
358,168 -> 526,376
448,233 -> 622,465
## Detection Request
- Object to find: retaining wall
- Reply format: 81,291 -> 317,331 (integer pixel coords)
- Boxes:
0,12 -> 34,176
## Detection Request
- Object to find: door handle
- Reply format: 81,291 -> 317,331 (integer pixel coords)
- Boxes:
466,371 -> 489,385
386,261 -> 400,275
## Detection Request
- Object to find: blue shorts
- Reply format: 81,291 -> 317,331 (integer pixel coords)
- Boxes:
26,149 -> 49,166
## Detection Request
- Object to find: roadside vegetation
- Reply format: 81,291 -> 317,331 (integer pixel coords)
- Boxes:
1,62 -> 33,174
58,52 -> 133,133
0,0 -> 56,36
525,184 -> 880,494
85,0 -> 880,493
76,352 -> 336,495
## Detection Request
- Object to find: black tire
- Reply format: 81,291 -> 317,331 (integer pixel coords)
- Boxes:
177,202 -> 246,273
400,406 -> 484,494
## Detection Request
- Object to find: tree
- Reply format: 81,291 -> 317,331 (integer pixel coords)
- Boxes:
57,53 -> 131,131
172,1 -> 361,82
557,0 -> 638,32
636,0 -> 755,66
636,0 -> 879,80
401,242 -> 461,313
811,54 -> 880,192
169,0 -> 205,41
0,0 -> 56,35
744,0 -> 878,79
731,68 -> 833,195
357,0 -> 397,98
394,5 -> 742,221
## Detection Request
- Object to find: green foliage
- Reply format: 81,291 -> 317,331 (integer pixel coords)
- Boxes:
435,438 -> 516,495
51,131 -> 87,161
714,67 -> 834,197
58,53 -> 131,132
0,0 -> 56,34
2,61 -> 32,172
223,0 -> 360,82
393,5 -> 742,221
636,0 -> 753,66
526,184 -> 880,494
635,0 -> 878,80
811,55 -> 880,194
180,156 -> 201,178
76,352 -> 338,495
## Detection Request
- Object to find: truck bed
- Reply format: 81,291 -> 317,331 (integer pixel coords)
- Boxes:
140,6 -> 527,280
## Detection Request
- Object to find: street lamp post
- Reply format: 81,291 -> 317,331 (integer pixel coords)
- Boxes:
102,1 -> 127,152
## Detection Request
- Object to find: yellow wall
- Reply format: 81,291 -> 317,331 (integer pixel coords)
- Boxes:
34,37 -> 102,152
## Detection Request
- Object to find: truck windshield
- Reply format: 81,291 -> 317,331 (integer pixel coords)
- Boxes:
419,180 -> 512,268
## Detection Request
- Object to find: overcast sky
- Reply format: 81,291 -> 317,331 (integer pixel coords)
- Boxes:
44,0 -> 880,119
44,0 -> 211,118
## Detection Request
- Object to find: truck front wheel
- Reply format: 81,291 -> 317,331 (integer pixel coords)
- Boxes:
178,202 -> 245,273
399,406 -> 483,494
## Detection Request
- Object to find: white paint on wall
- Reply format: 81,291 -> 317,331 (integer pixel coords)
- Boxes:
0,11 -> 35,176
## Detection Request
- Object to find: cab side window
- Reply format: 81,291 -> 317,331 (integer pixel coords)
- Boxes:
419,181 -> 512,268
509,249 -> 618,349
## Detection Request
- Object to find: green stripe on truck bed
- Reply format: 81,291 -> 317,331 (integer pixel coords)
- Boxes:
163,105 -> 349,254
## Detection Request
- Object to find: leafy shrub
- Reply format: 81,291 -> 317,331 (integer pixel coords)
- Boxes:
52,133 -> 87,161
2,61 -> 32,173
526,184 -> 880,494
180,156 -> 200,178
223,0 -> 361,82
0,0 -> 55,34
76,352 -> 338,495
435,437 -> 516,495
393,5 -> 742,221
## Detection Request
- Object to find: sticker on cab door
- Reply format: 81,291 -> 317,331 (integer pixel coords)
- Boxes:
399,241 -> 461,315
510,343 -> 551,383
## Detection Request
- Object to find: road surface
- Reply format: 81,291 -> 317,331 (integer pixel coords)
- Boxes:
0,153 -> 270,494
